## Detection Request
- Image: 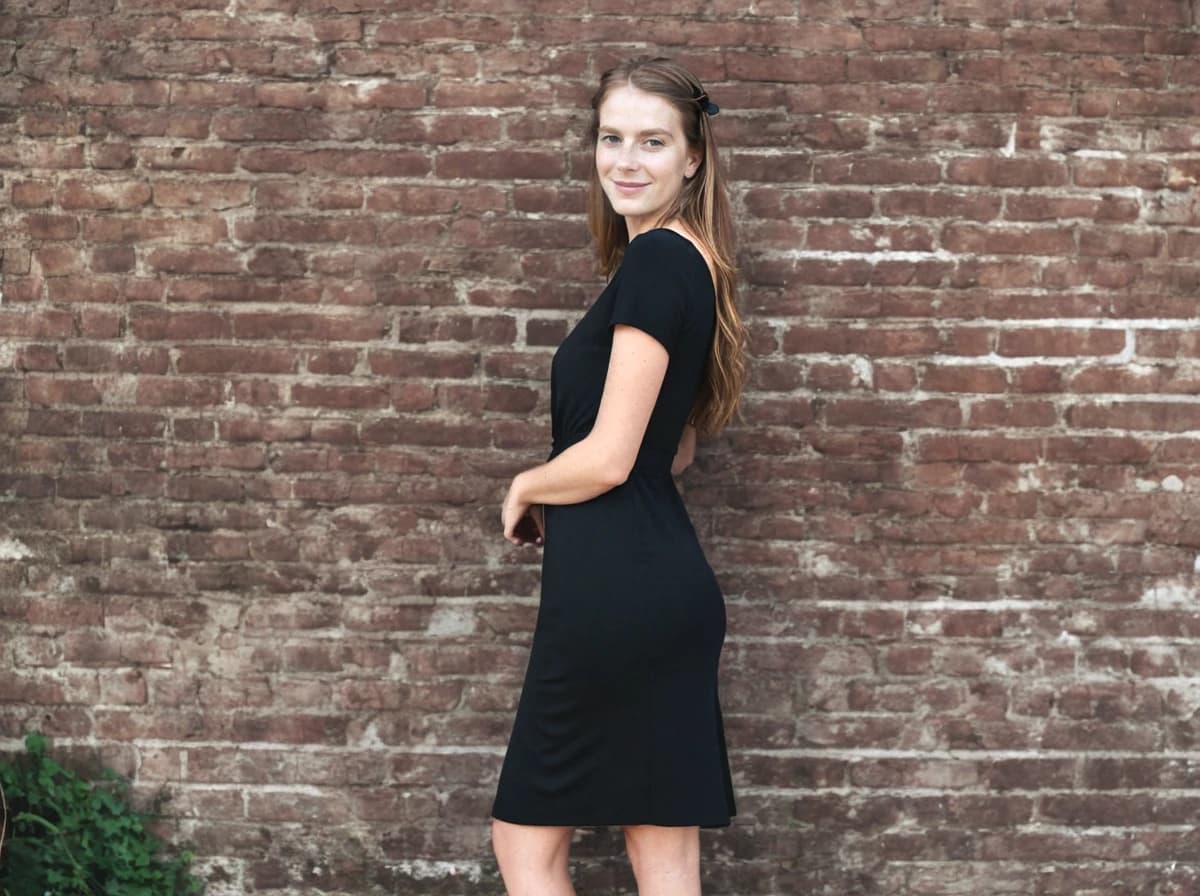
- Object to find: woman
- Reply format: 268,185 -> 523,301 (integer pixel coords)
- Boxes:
492,56 -> 747,896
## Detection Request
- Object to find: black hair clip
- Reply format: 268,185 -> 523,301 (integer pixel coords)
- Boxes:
694,91 -> 719,116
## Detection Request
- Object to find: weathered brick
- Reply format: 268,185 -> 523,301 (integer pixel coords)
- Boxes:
434,150 -> 566,181
24,375 -> 105,405
59,178 -> 153,210
997,326 -> 1126,357
946,156 -> 1069,187
290,382 -> 390,410
82,214 -> 228,244
231,312 -> 388,342
4,6 -> 1197,895
368,349 -> 478,379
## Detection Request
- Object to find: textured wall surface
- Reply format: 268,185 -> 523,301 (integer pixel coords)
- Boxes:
3,1 -> 1200,894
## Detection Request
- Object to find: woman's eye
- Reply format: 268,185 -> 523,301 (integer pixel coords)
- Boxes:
600,135 -> 620,144
646,139 -> 664,148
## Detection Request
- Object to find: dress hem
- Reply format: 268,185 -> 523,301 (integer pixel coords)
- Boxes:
490,811 -> 735,830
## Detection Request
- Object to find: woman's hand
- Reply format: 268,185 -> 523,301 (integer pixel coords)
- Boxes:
671,424 -> 697,476
502,473 -> 544,547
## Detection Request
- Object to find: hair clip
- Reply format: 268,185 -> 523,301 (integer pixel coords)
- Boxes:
694,91 -> 720,116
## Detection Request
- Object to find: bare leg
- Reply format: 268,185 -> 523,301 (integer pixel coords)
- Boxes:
623,824 -> 701,896
491,818 -> 577,896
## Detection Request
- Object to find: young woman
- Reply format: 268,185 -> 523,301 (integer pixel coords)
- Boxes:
491,56 -> 747,896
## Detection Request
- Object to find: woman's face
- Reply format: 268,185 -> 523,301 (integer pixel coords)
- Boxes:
595,83 -> 700,240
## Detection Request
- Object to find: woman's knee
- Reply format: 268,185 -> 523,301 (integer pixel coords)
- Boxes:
623,824 -> 700,874
492,818 -> 574,872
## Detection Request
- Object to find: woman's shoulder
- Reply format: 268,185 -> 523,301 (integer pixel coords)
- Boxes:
625,227 -> 716,293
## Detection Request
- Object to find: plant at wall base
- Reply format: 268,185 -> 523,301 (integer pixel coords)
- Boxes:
0,732 -> 204,896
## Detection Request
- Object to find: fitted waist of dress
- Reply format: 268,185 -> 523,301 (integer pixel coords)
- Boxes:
549,435 -> 674,476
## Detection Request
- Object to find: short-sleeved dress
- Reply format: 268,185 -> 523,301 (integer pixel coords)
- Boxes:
491,227 -> 736,829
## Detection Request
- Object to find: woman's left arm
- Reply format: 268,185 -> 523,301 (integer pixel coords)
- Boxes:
502,324 -> 668,544
671,424 -> 696,476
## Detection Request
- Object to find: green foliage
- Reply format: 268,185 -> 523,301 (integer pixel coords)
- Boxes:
0,732 -> 205,896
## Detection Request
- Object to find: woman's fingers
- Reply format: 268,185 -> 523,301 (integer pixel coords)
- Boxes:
511,512 -> 543,546
501,480 -> 543,546
503,506 -> 543,546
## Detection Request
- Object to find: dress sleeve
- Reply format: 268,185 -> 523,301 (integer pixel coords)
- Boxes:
608,233 -> 688,356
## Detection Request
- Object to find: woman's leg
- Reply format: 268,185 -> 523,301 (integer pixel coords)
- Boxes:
491,818 -> 577,896
623,824 -> 701,896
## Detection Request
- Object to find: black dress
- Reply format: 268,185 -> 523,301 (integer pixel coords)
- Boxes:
492,228 -> 736,829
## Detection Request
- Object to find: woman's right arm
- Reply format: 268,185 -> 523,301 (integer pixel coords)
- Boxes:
501,324 -> 670,543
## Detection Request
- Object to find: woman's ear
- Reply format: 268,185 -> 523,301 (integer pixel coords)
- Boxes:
685,151 -> 701,180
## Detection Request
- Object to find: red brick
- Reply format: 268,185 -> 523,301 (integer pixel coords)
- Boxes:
1069,365 -> 1200,394
525,318 -> 569,346
1067,400 -> 1200,432
746,187 -> 872,220
290,383 -> 390,410
144,248 -> 244,275
825,398 -> 962,428
1079,226 -> 1164,258
1011,192 -> 1141,222
12,180 -> 55,207
63,631 -> 173,667
1137,328 -> 1200,357
814,155 -> 941,185
1072,157 -> 1167,189
369,349 -> 478,379
150,180 -> 251,211
807,222 -> 936,253
231,214 -> 375,245
968,399 -> 1058,427
435,150 -> 566,180
1044,435 -> 1155,464
91,245 -> 137,273
0,308 -> 74,338
14,343 -> 61,371
258,81 -> 422,111
175,346 -> 295,374
24,375 -> 104,405
784,325 -> 941,356
917,434 -> 1042,462
132,377 -> 224,407
42,277 -> 121,304
997,327 -> 1126,357
24,213 -> 80,240
920,364 -> 1008,393
246,789 -> 352,823
942,223 -> 1075,255
942,0 -> 1071,23
5,10 -> 1198,895
946,156 -> 1069,187
1075,0 -> 1190,25
129,307 -> 231,338
82,214 -> 227,244
230,312 -> 388,342
59,179 -> 152,210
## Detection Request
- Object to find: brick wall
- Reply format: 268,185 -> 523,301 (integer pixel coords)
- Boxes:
3,2 -> 1200,894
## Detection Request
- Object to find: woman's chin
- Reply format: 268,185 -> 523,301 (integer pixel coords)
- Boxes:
606,200 -> 658,226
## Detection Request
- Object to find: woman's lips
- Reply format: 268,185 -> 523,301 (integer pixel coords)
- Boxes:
613,181 -> 649,193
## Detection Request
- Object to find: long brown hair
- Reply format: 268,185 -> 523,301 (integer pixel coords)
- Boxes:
586,56 -> 746,438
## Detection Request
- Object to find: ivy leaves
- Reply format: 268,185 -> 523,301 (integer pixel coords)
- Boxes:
0,732 -> 204,896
